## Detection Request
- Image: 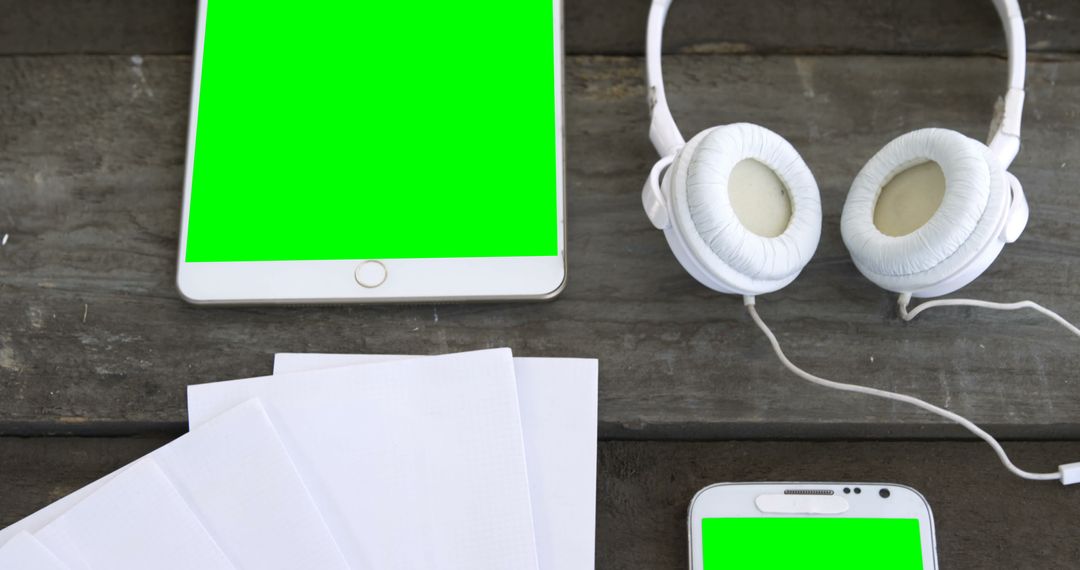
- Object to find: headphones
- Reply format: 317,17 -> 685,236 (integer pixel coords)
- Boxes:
641,0 -> 1080,485
642,0 -> 1029,299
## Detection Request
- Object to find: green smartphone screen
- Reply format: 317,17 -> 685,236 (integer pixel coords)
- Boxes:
702,518 -> 924,569
186,1 -> 558,262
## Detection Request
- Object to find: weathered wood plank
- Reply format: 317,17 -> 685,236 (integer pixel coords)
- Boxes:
570,0 -> 1080,56
0,0 -> 196,55
1,0 -> 1079,56
3,438 -> 1079,567
2,53 -> 1080,438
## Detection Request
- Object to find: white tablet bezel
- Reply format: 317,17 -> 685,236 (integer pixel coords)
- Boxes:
688,482 -> 938,570
177,0 -> 567,305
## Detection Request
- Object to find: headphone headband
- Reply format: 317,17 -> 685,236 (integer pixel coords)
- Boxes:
646,0 -> 1027,166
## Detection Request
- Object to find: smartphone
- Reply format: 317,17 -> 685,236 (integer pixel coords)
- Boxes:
688,482 -> 938,569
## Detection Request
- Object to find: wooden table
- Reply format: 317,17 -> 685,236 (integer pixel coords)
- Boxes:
2,0 -> 1080,567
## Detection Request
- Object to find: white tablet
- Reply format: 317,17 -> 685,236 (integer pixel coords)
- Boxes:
178,1 -> 566,304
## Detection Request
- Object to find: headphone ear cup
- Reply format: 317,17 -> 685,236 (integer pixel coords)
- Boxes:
841,128 -> 1012,297
661,123 -> 822,296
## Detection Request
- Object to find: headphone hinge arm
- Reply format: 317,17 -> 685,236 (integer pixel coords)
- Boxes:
642,154 -> 676,229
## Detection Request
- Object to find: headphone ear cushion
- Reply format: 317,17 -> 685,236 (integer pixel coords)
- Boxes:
666,123 -> 821,295
841,128 -> 1010,295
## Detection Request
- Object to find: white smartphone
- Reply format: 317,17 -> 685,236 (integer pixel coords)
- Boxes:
177,0 -> 566,304
688,482 -> 938,569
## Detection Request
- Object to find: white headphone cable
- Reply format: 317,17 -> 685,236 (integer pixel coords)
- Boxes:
744,295 -> 1080,485
898,292 -> 1080,338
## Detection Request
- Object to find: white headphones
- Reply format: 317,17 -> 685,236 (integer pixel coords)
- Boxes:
642,0 -> 1030,299
641,0 -> 1080,485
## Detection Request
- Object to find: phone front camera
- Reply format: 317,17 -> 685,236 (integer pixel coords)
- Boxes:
879,488 -> 891,499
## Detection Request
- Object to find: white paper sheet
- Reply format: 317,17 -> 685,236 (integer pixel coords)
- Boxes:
0,532 -> 69,570
3,401 -> 347,570
271,353 -> 600,570
154,399 -> 350,570
0,488 -> 89,548
35,459 -> 235,570
187,348 -> 539,570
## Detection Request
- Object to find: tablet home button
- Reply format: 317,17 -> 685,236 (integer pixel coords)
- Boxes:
355,261 -> 387,288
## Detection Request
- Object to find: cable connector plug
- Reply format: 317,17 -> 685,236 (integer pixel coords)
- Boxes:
1059,462 -> 1080,485
897,293 -> 914,321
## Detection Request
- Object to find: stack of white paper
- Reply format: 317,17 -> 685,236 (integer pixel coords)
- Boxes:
0,348 -> 599,570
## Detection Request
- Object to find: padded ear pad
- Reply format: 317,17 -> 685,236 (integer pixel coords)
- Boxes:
662,123 -> 822,296
840,128 -> 1011,297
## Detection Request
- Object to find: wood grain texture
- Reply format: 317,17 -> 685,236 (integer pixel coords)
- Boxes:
3,437 -> 1079,568
1,0 -> 1079,56
2,53 -> 1080,438
0,0 -> 196,55
569,0 -> 1080,56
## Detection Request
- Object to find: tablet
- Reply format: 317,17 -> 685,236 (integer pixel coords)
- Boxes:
177,1 -> 566,304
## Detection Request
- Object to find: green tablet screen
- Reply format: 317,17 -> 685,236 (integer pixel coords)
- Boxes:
702,518 -> 924,569
186,1 -> 559,262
